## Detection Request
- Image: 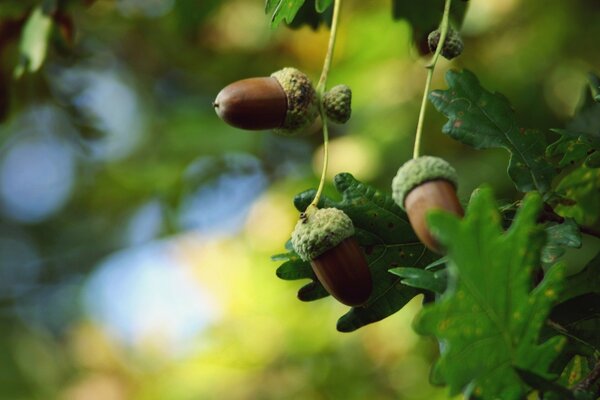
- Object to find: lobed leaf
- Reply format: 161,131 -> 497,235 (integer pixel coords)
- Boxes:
275,173 -> 439,332
541,218 -> 582,268
414,187 -> 567,399
265,0 -> 332,29
429,69 -> 556,194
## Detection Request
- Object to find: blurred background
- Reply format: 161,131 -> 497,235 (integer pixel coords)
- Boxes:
0,1 -> 599,399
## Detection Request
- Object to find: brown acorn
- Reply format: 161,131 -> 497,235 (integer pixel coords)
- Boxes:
392,156 -> 464,254
291,207 -> 372,306
213,67 -> 319,136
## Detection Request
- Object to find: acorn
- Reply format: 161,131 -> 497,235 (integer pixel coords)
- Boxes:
291,206 -> 372,306
213,67 -> 319,136
322,84 -> 352,124
427,28 -> 464,60
392,156 -> 464,254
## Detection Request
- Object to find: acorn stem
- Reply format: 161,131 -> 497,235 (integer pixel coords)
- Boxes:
316,0 -> 343,95
412,0 -> 452,159
310,0 -> 342,209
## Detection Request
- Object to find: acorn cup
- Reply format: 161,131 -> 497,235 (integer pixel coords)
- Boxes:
427,28 -> 464,60
213,67 -> 319,136
291,207 -> 372,307
392,156 -> 464,254
322,84 -> 352,124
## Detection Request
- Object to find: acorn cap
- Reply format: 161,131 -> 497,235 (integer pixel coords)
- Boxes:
271,67 -> 319,136
392,156 -> 458,210
291,207 -> 355,262
323,84 -> 352,124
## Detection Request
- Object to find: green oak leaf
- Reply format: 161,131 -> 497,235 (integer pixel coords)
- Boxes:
414,187 -> 567,400
265,0 -> 332,29
541,218 -> 582,268
554,166 -> 600,226
547,129 -> 600,169
274,173 -> 438,332
430,69 -> 556,194
389,267 -> 447,294
265,0 -> 306,28
14,5 -> 54,78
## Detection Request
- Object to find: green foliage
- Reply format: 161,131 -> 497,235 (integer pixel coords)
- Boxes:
14,5 -> 54,78
429,69 -> 556,194
275,173 -> 438,332
541,219 -> 581,268
414,188 -> 567,400
389,267 -> 447,294
547,129 -> 600,169
392,0 -> 468,33
265,0 -> 307,28
554,167 -> 600,226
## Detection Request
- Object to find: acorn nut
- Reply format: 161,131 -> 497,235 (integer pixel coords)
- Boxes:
213,67 -> 319,136
428,28 -> 464,60
323,84 -> 352,124
392,156 -> 464,254
291,207 -> 372,306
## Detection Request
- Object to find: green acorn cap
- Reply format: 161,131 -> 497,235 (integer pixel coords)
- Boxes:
291,207 -> 355,261
271,67 -> 319,136
323,84 -> 352,124
427,28 -> 464,60
391,156 -> 458,210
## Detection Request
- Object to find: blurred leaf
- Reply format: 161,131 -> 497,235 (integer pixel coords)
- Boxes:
414,187 -> 566,399
541,218 -> 582,267
549,254 -> 600,352
557,252 -> 600,303
430,69 -> 556,194
392,0 -> 468,55
389,267 -> 446,294
555,167 -> 600,226
392,0 -> 468,31
547,129 -> 600,169
275,173 -> 438,332
550,294 -> 600,352
567,73 -> 600,135
315,0 -> 332,13
14,5 -> 54,78
515,368 -> 575,400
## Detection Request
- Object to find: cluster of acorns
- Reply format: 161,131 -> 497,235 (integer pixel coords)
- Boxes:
213,30 -> 464,307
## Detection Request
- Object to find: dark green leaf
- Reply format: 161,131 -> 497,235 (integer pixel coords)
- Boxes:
558,252 -> 600,303
551,294 -> 600,352
554,167 -> 600,226
392,0 -> 468,38
286,1 -> 333,30
567,74 -> 600,135
541,218 -> 582,267
389,267 -> 447,294
547,129 -> 600,169
515,368 -> 575,400
414,187 -> 567,399
274,173 -> 439,332
430,69 -> 556,193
